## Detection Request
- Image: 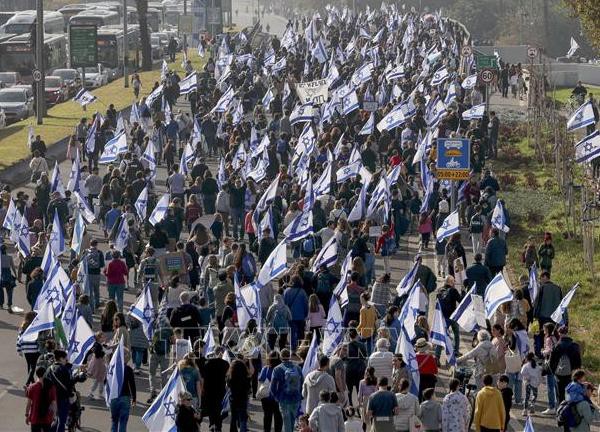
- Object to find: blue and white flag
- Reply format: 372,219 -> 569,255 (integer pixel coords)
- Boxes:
262,87 -> 275,109
358,112 -> 375,136
113,218 -> 130,253
179,72 -> 198,95
284,210 -> 313,243
528,263 -> 539,304
551,283 -> 579,325
41,243 -> 57,275
99,131 -> 128,164
314,163 -> 332,196
491,200 -> 510,233
149,193 -> 170,226
17,212 -> 30,258
211,87 -> 235,113
255,174 -> 279,215
20,299 -> 55,342
462,103 -> 485,120
143,368 -> 186,432
312,37 -> 328,64
399,282 -> 425,340
146,84 -> 164,108
217,158 -> 228,189
67,149 -> 81,193
68,315 -> 95,366
256,240 -> 287,288
116,113 -> 125,133
341,90 -> 360,116
302,331 -> 320,377
461,74 -> 478,89
336,161 -> 362,183
524,415 -> 535,432
575,130 -> 600,163
130,282 -> 155,340
73,88 -> 97,106
484,273 -> 513,319
2,198 -> 17,231
333,251 -> 352,307
567,101 -> 596,131
436,210 -> 460,242
61,289 -> 78,340
141,139 -> 157,172
396,326 -> 420,396
134,186 -> 149,221
271,57 -> 287,74
426,97 -> 447,127
386,65 -> 405,81
451,286 -> 479,333
351,62 -> 373,87
161,59 -> 169,80
197,41 -> 205,57
322,298 -> 344,356
73,191 -> 95,223
396,260 -> 419,296
129,103 -> 140,125
236,282 -> 262,331
258,207 -> 275,239
203,324 -> 216,356
348,184 -> 368,223
70,213 -> 85,256
105,335 -> 125,407
431,67 -> 449,86
566,37 -> 579,58
377,107 -> 405,132
50,209 -> 66,256
444,82 -> 459,105
311,237 -> 337,272
50,162 -> 66,198
290,103 -> 314,124
431,300 -> 456,365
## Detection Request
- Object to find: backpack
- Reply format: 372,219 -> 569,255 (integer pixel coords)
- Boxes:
316,272 -> 331,295
151,328 -> 171,356
272,307 -> 289,331
381,236 -> 396,257
556,400 -> 583,427
87,249 -> 101,270
143,257 -> 158,281
281,363 -> 302,399
302,236 -> 315,256
555,354 -> 572,377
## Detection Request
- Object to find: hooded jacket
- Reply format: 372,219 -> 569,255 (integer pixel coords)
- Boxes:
302,370 -> 336,414
394,392 -> 420,431
308,402 -> 345,432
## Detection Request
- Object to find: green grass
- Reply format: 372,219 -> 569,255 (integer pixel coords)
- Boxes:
551,85 -> 600,105
496,136 -> 600,378
0,52 -> 204,169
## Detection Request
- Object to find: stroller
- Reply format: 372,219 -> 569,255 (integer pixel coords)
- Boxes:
66,390 -> 85,432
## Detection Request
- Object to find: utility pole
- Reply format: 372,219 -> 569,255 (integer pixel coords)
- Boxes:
35,0 -> 44,125
123,0 -> 129,87
183,0 -> 187,54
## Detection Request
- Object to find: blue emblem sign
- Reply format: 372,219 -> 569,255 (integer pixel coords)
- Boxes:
436,138 -> 471,180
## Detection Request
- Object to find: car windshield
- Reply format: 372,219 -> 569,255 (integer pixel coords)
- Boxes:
151,36 -> 160,45
83,67 -> 99,74
55,70 -> 76,80
0,91 -> 25,102
0,73 -> 16,84
45,78 -> 61,87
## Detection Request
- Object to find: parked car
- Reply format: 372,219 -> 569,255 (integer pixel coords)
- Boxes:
52,68 -> 81,97
0,72 -> 21,88
79,66 -> 110,88
0,87 -> 34,122
150,34 -> 164,59
44,76 -> 69,105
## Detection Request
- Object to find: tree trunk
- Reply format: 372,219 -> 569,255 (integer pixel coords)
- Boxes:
136,0 -> 153,71
542,0 -> 550,53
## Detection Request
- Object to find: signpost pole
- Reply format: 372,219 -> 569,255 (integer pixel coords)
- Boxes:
485,83 -> 490,114
123,0 -> 129,88
35,0 -> 44,124
450,181 -> 457,212
183,0 -> 187,54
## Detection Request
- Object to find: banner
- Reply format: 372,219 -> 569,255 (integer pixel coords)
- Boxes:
295,79 -> 329,105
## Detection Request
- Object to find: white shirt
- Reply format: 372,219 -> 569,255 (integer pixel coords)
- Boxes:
368,350 -> 394,383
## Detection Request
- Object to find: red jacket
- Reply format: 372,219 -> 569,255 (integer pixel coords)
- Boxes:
375,223 -> 395,254
105,259 -> 129,285
417,352 -> 438,375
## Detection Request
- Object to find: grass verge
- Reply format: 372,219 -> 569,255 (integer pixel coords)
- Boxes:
550,85 -> 600,105
0,52 -> 204,170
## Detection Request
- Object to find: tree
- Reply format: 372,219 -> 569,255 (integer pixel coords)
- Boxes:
565,0 -> 600,51
136,0 -> 153,71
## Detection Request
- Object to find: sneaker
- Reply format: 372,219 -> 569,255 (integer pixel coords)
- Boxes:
541,408 -> 555,415
7,306 -> 13,314
521,409 -> 528,416
147,393 -> 156,404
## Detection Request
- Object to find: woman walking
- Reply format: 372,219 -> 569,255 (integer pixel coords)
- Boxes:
258,351 -> 283,432
227,358 -> 252,432
16,312 -> 41,386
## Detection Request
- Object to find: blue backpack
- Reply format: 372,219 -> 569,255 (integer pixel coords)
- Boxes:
242,255 -> 257,279
281,364 -> 302,399
302,236 -> 315,256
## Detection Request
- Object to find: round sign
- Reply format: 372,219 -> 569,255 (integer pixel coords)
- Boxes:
527,46 -> 538,59
480,68 -> 495,84
461,45 -> 472,56
32,69 -> 42,82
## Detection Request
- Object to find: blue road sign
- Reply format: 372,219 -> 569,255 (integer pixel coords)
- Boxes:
436,138 -> 471,180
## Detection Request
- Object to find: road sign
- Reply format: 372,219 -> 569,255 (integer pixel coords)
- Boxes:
436,138 -> 471,180
527,46 -> 538,59
69,25 -> 98,68
32,69 -> 42,82
461,45 -> 472,56
480,68 -> 495,84
476,55 -> 497,69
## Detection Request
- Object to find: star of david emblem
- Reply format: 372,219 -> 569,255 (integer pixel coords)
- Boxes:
493,215 -> 502,226
64,305 -> 75,324
343,167 -> 352,175
49,232 -> 58,242
143,304 -> 153,323
299,216 -> 310,229
434,72 -> 441,80
107,362 -> 116,379
46,286 -> 60,302
575,111 -> 583,121
297,107 -> 305,116
386,115 -> 394,125
432,107 -> 438,116
163,398 -> 177,420
302,136 -> 311,146
440,219 -> 450,230
70,340 -> 80,354
326,317 -> 340,333
20,226 -> 29,237
247,303 -> 259,319
109,147 -> 117,155
584,142 -> 593,152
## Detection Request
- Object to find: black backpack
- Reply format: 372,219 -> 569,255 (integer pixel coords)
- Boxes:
556,400 -> 584,428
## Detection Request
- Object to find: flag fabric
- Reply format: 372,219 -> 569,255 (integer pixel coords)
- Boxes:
551,283 -> 579,325
396,326 -> 420,396
302,331 -> 320,378
336,161 -> 362,183
430,67 -> 449,86
567,101 -> 596,132
451,286 -> 479,333
341,90 -> 360,115
312,38 -> 328,64
99,132 -> 128,164
399,282 -> 424,340
17,212 -> 30,257
135,186 -> 149,221
262,87 -> 275,109
444,82 -> 459,105
41,243 -> 57,275
73,88 -> 97,106
348,184 -> 368,223
376,107 -> 405,132
130,282 -> 155,340
161,60 -> 169,80
68,315 -> 96,366
113,218 -> 130,252
524,416 -> 535,432
146,84 -> 163,108
351,62 -> 373,86
198,42 -> 205,57
2,198 -> 16,230
179,72 -> 198,95
271,57 -> 287,73
50,209 -> 66,256
314,163 -> 332,196
431,300 -> 456,366
322,298 -> 344,356
566,37 -> 579,58
67,149 -> 81,193
149,193 -> 170,226
73,191 -> 96,223
142,368 -> 186,432
203,324 -> 216,356
462,103 -> 486,120
484,273 -> 514,319
491,200 -> 510,233
105,335 -> 125,407
283,210 -> 313,243
235,282 -> 262,331
425,97 -> 447,127
333,251 -> 352,307
61,289 -> 78,342
20,298 -> 55,342
50,162 -> 66,198
436,210 -> 460,242
396,260 -> 419,296
116,113 -> 125,133
211,87 -> 235,113
461,74 -> 478,89
358,112 -> 375,136
574,130 -> 600,163
290,103 -> 314,124
528,263 -> 539,304
311,237 -> 338,272
70,213 -> 85,255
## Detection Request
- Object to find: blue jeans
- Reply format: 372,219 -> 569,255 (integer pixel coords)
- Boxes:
524,384 -> 538,410
108,284 -> 125,311
279,401 -> 300,432
508,372 -> 522,404
364,253 -> 375,284
231,207 -> 244,240
132,347 -> 145,369
110,395 -> 131,432
546,373 -> 557,409
230,399 -> 248,432
290,320 -> 305,351
87,274 -> 101,310
50,398 -> 70,432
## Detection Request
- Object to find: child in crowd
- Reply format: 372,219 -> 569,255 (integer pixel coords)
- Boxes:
498,374 -> 513,431
420,387 -> 442,432
173,328 -> 191,362
76,294 -> 93,327
520,352 -> 542,415
87,332 -> 106,400
344,407 -> 362,432
298,414 -> 311,432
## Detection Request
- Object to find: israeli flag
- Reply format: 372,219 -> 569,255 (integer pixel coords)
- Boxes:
160,59 -> 169,80
247,159 -> 268,184
67,149 -> 81,193
377,107 -> 405,132
70,213 -> 85,255
113,218 -> 130,252
143,368 -> 186,432
290,103 -> 314,124
312,37 -> 328,64
255,174 -> 280,215
61,289 -> 78,339
461,74 -> 478,89
149,193 -> 170,226
302,175 -> 315,212
431,67 -> 449,87
451,286 -> 479,332
116,113 -> 125,133
271,57 -> 287,73
527,264 -> 539,305
302,331 -> 320,377
258,208 -> 275,239
2,198 -> 17,231
145,84 -> 163,108
462,103 -> 486,120
311,237 -> 338,272
236,282 -> 262,331
491,200 -> 510,233
431,300 -> 457,365
551,283 -> 579,325
99,131 -> 128,164
129,103 -> 140,125
314,162 -> 332,196
574,130 -> 600,163
444,82 -> 459,105
351,62 -> 373,87
105,335 -> 125,407
179,72 -> 198,95
68,315 -> 95,366
162,96 -> 172,119
568,100 -> 597,132
386,64 -> 405,81
348,184 -> 368,223
357,112 -> 375,136
333,251 -> 352,307
262,87 -> 275,109
524,416 -> 535,432
395,326 -> 420,396
130,282 -> 155,340
396,260 -> 419,296
73,191 -> 95,223
217,158 -> 228,189
50,209 -> 66,256
322,298 -> 344,356
284,210 -> 313,243
426,97 -> 447,127
341,90 -> 360,116
399,282 -> 424,340
20,299 -> 55,342
210,87 -> 235,113
17,212 -> 30,258
41,243 -> 57,275
436,210 -> 460,242
34,262 -> 66,313
566,37 -> 579,58
73,88 -> 97,106
484,273 -> 514,319
141,139 -> 157,172
336,161 -> 362,183
203,324 -> 216,356
134,186 -> 149,221
50,162 -> 66,198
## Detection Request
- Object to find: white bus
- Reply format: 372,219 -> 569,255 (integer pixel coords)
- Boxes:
69,10 -> 120,28
0,11 -> 64,35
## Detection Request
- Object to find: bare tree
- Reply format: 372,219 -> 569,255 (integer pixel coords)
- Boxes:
136,0 -> 153,71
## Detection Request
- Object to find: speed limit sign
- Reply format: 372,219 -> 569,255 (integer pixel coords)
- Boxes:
480,68 -> 495,84
461,45 -> 472,56
527,46 -> 538,59
32,69 -> 42,82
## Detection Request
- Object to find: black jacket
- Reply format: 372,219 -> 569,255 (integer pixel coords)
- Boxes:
464,262 -> 492,296
170,304 -> 201,340
549,337 -> 581,376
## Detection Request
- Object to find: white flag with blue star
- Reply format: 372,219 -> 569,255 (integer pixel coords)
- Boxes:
2,198 -> 17,231
528,263 -> 539,304
491,200 -> 510,233
376,106 -> 405,132
461,74 -> 478,89
262,87 -> 274,109
135,186 -> 149,221
431,300 -> 456,366
143,367 -> 185,432
179,72 -> 198,95
311,237 -> 337,272
396,259 -> 419,296
358,112 -> 375,136
257,240 -> 287,288
203,324 -> 216,356
73,191 -> 95,223
50,209 -> 66,256
130,282 -> 155,340
430,67 -> 449,86
17,212 -> 30,258
105,335 -> 125,407
575,130 -> 600,163
396,326 -> 420,396
450,286 -> 479,333
314,162 -> 332,197
290,102 -> 314,124
284,210 -> 313,243
484,273 -> 514,319
235,282 -> 262,331
113,218 -> 130,253
336,161 -> 362,183
399,281 -> 425,340
149,193 -> 170,226
436,210 -> 460,242
322,298 -> 344,356
50,161 -> 66,198
68,315 -> 96,366
445,82 -> 459,105
567,101 -> 595,131
302,331 -> 320,378
67,149 -> 81,193
70,213 -> 85,256
348,184 -> 368,223
551,283 -> 579,325
462,103 -> 485,120
21,299 -> 55,342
